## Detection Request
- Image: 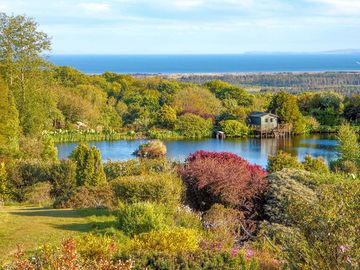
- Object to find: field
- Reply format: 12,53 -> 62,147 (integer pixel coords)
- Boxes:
0,206 -> 116,264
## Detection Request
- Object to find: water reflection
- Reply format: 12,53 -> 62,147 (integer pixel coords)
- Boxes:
56,134 -> 338,168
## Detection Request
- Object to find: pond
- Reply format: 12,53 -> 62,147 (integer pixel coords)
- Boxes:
56,134 -> 338,168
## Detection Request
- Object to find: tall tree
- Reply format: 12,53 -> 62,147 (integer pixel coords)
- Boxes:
0,77 -> 20,154
0,13 -> 53,135
337,124 -> 360,165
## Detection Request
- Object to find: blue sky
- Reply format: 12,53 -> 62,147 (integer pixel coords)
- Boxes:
1,0 -> 360,54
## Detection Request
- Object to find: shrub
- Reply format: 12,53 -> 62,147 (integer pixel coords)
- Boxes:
112,173 -> 183,206
180,151 -> 268,210
202,204 -> 243,246
302,155 -> 329,174
267,151 -> 304,173
70,143 -> 107,187
264,169 -> 318,225
54,185 -> 117,209
131,228 -> 200,253
118,202 -> 169,236
0,162 -> 8,202
263,180 -> 360,269
336,123 -> 359,171
6,238 -> 134,270
157,104 -> 177,129
179,151 -> 267,237
118,250 -> 260,270
104,158 -> 174,181
331,159 -> 358,175
173,205 -> 202,230
23,182 -> 52,205
219,120 -> 249,137
136,140 -> 167,158
50,160 -> 77,198
176,113 -> 213,138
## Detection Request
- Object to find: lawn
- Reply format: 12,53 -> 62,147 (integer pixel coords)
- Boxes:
0,206 -> 117,264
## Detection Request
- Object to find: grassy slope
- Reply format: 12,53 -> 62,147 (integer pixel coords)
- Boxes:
0,206 -> 116,263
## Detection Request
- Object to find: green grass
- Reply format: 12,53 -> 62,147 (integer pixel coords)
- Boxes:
0,206 -> 117,263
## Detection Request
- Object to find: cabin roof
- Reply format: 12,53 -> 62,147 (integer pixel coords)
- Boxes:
249,112 -> 278,118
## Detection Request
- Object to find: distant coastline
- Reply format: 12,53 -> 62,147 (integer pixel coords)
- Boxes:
49,54 -> 360,75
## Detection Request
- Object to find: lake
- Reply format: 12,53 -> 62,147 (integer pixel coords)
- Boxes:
56,134 -> 338,168
49,54 -> 360,74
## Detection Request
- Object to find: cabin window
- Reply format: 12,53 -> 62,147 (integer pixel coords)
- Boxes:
270,118 -> 273,122
265,118 -> 268,123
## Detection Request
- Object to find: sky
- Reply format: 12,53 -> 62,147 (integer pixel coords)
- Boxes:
1,0 -> 360,54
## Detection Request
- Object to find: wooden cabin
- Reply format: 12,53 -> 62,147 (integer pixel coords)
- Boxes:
249,112 -> 278,130
249,112 -> 292,138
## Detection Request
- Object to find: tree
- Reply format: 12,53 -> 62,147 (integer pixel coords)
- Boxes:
176,113 -> 213,138
0,77 -> 20,154
158,105 -> 177,129
219,120 -> 249,137
70,143 -> 106,187
268,91 -> 306,134
344,95 -> 360,124
41,136 -> 58,162
337,124 -> 359,166
0,13 -> 56,135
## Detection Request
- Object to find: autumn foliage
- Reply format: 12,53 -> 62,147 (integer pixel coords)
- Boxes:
179,151 -> 268,212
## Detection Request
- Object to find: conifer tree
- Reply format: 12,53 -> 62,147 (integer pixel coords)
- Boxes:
0,162 -> 8,202
41,136 -> 58,162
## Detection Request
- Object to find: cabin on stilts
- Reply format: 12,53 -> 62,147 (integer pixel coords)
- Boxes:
249,112 -> 292,138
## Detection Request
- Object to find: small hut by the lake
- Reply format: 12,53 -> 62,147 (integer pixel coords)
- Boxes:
249,112 -> 292,138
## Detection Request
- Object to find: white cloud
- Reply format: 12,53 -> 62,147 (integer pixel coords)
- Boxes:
308,0 -> 360,14
78,2 -> 111,13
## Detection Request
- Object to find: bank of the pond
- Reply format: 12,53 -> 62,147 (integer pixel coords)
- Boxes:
56,134 -> 338,168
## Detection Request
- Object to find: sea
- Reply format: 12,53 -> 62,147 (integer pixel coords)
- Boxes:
49,53 -> 360,74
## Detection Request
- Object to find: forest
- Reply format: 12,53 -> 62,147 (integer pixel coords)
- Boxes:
0,13 -> 359,270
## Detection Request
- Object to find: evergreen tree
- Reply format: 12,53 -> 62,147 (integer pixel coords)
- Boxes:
70,143 -> 106,186
41,136 -> 58,162
0,77 -> 20,154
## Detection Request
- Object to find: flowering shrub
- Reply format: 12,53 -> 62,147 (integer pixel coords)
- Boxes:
131,228 -> 200,253
7,239 -> 134,270
112,173 -> 183,206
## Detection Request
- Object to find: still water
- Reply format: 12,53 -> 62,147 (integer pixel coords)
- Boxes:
56,134 -> 338,168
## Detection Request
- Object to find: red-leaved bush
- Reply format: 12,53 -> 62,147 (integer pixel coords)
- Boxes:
179,151 -> 268,235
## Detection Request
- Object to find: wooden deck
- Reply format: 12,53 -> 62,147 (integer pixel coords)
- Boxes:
251,124 -> 292,138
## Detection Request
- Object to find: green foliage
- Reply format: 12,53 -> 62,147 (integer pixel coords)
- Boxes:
0,78 -> 20,155
172,86 -> 222,115
344,94 -> 360,124
136,140 -> 167,158
219,120 -> 249,137
54,185 -> 117,209
302,155 -> 329,174
70,143 -> 106,187
41,136 -> 58,162
117,202 -> 169,236
112,173 -> 183,206
267,151 -> 304,173
268,91 -> 306,134
264,180 -> 360,269
265,169 -> 318,225
337,123 -> 360,166
205,80 -> 253,106
157,105 -> 177,129
0,162 -> 8,201
104,158 -> 174,181
23,182 -> 52,205
176,113 -> 213,138
131,228 -> 200,253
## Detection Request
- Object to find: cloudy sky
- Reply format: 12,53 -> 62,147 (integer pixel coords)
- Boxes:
1,0 -> 360,54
